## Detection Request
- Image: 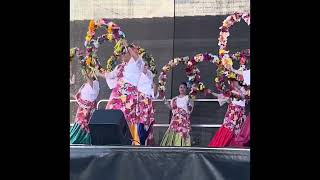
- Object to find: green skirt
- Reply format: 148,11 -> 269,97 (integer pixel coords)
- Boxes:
70,123 -> 91,144
160,129 -> 191,146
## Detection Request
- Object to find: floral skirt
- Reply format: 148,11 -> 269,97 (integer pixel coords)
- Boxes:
160,108 -> 191,147
106,82 -> 138,125
208,104 -> 246,148
70,95 -> 96,144
106,82 -> 158,145
134,92 -> 156,145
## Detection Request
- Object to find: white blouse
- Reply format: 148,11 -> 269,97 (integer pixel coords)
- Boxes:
243,70 -> 250,86
105,65 -> 119,89
123,57 -> 145,86
173,95 -> 193,113
80,80 -> 100,102
137,70 -> 158,99
231,87 -> 246,107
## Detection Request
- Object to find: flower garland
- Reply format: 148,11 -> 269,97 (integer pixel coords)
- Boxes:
79,19 -> 157,77
104,39 -> 127,73
80,19 -> 125,75
186,53 -> 219,99
158,53 -> 219,99
70,47 -> 80,62
158,12 -> 250,101
158,56 -> 189,99
218,12 -> 250,52
215,12 -> 250,95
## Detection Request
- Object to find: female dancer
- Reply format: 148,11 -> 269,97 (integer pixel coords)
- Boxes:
229,68 -> 250,147
135,63 -> 158,145
97,43 -> 145,145
70,70 -> 100,144
160,82 -> 194,146
70,59 -> 75,85
208,79 -> 247,147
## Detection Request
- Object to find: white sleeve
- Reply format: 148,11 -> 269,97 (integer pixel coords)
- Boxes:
187,97 -> 194,113
136,56 -> 145,72
105,66 -> 119,89
92,81 -> 100,92
147,70 -> 158,99
243,70 -> 250,86
217,94 -> 228,106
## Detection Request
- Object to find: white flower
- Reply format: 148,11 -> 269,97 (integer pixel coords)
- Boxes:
93,41 -> 99,48
182,56 -> 189,63
239,65 -> 246,70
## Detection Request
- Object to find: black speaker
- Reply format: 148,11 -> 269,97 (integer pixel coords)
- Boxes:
89,109 -> 132,145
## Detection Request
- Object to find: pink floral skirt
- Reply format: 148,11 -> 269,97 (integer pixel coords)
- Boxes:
136,92 -> 156,145
106,82 -> 138,125
74,93 -> 96,133
168,107 -> 191,139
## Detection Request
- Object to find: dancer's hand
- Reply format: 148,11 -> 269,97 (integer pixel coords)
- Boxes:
70,74 -> 75,85
191,84 -> 198,91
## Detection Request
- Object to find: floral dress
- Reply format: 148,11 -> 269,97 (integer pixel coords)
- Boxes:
105,58 -> 145,145
208,89 -> 247,148
160,95 -> 194,146
70,81 -> 99,144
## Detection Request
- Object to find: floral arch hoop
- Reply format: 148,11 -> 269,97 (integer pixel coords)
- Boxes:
72,19 -> 157,77
158,53 -> 219,99
215,12 -> 250,94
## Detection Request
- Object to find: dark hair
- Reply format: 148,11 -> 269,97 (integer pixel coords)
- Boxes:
180,82 -> 188,87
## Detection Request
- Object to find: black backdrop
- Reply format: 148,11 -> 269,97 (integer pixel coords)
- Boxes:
70,15 -> 250,146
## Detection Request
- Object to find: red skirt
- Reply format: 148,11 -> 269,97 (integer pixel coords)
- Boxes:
208,126 -> 234,147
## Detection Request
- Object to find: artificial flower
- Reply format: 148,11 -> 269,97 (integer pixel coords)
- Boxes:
194,54 -> 204,62
88,20 -> 95,32
85,35 -> 92,42
107,33 -> 113,41
222,57 -> 233,67
86,57 -> 92,66
227,72 -> 236,79
240,57 -> 246,65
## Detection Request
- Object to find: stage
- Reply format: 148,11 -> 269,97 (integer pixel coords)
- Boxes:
70,145 -> 250,180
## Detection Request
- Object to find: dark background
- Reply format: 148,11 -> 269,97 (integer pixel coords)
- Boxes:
70,15 -> 250,146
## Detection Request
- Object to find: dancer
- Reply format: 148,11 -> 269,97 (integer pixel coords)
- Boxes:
70,48 -> 76,85
160,82 -> 194,146
70,70 -> 100,144
229,68 -> 250,147
70,59 -> 75,85
97,42 -> 145,145
135,63 -> 158,145
208,79 -> 247,148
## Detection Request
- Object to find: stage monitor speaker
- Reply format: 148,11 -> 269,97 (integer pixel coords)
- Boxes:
89,109 -> 132,145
